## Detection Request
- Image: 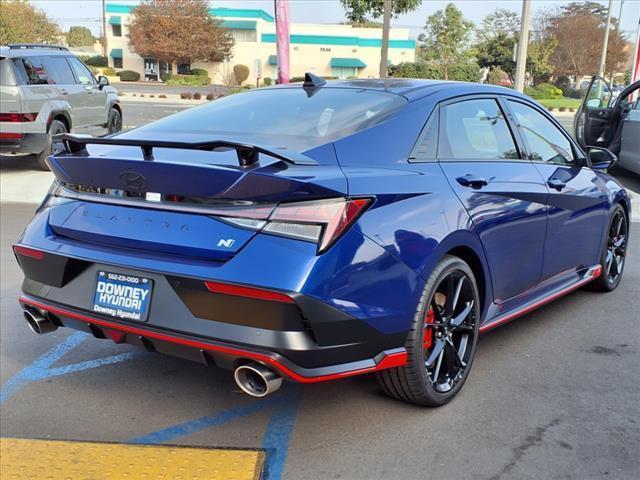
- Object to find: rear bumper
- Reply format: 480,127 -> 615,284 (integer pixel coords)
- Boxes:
19,295 -> 407,383
0,133 -> 48,155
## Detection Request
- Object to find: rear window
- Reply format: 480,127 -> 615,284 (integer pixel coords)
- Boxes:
137,87 -> 407,149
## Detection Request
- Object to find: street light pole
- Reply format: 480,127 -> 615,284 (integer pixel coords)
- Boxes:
379,0 -> 391,78
514,0 -> 531,92
598,0 -> 614,77
102,0 -> 107,58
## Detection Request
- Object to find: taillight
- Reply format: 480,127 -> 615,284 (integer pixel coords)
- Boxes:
204,281 -> 294,303
220,198 -> 372,253
0,113 -> 38,122
13,245 -> 45,260
0,132 -> 23,140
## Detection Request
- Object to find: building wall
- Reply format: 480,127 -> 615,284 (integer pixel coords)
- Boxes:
105,2 -> 416,83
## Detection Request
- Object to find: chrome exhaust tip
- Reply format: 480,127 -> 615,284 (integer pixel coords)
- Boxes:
23,308 -> 58,335
234,363 -> 282,397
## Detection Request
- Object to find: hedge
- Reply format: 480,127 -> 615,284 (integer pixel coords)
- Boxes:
524,83 -> 563,100
79,55 -> 108,67
388,61 -> 482,83
102,67 -> 116,76
164,74 -> 211,86
189,68 -> 208,77
116,70 -> 141,81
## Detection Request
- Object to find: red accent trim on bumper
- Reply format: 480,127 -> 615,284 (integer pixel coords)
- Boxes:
480,265 -> 602,333
18,297 -> 407,383
13,245 -> 45,260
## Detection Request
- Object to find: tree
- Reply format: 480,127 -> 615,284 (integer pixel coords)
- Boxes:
419,3 -> 474,80
0,0 -> 60,45
339,0 -> 422,25
542,10 -> 628,81
561,1 -> 609,22
233,64 -> 249,85
479,8 -> 520,39
67,26 -> 94,47
127,0 -> 234,68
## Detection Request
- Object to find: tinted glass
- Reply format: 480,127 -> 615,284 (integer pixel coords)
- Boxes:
0,59 -> 15,86
438,99 -> 518,160
138,88 -> 407,149
585,78 -> 611,108
67,56 -> 95,84
16,57 -> 49,85
41,57 -> 76,84
411,109 -> 438,161
508,100 -> 575,165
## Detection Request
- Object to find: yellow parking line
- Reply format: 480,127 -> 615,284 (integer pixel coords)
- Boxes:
0,437 -> 264,480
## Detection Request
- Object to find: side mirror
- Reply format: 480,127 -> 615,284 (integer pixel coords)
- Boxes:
586,146 -> 617,171
586,98 -> 601,108
98,75 -> 109,89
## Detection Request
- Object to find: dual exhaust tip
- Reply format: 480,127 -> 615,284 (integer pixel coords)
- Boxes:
23,308 -> 58,335
22,306 -> 282,397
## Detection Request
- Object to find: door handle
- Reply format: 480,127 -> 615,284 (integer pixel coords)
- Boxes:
547,178 -> 566,191
84,86 -> 95,93
60,89 -> 68,96
456,175 -> 488,189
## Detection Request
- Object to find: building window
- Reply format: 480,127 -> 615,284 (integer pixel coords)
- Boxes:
231,29 -> 257,43
331,67 -> 357,79
177,63 -> 191,74
112,24 -> 122,37
113,57 -> 123,68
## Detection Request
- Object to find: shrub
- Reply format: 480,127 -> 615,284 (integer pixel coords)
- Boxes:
206,93 -> 215,101
525,83 -> 563,100
102,67 -> 116,76
190,68 -> 208,77
389,61 -> 481,83
81,55 -> 108,67
564,88 -> 583,99
180,92 -> 193,99
193,92 -> 202,100
262,77 -> 272,86
233,64 -> 250,84
117,70 -> 141,81
160,72 -> 172,82
165,74 -> 210,86
486,67 -> 506,85
554,75 -> 572,91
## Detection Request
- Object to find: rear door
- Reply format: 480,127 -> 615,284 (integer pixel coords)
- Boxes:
505,98 -> 608,280
574,76 -> 613,149
66,56 -> 108,133
436,96 -> 548,303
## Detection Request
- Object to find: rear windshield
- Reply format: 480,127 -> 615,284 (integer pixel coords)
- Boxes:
137,87 -> 407,149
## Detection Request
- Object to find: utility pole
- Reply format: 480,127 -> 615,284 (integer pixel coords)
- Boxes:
598,0 -> 614,77
514,0 -> 531,92
102,0 -> 108,58
379,0 -> 391,78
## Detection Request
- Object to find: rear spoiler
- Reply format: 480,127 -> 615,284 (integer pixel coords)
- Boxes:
53,133 -> 318,167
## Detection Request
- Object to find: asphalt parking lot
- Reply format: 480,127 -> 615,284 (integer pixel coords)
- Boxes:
1,101 -> 639,479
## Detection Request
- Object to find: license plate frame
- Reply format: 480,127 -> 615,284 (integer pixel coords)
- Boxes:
92,271 -> 153,322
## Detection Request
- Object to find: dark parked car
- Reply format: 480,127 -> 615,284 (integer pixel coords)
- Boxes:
15,76 -> 630,406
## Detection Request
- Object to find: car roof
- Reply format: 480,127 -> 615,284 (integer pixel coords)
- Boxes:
272,78 -> 527,102
0,44 -> 70,58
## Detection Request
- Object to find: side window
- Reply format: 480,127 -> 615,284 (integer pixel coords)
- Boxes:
410,108 -> 439,161
112,24 -> 122,37
438,99 -> 519,160
17,57 -> 49,85
507,100 -> 575,165
585,77 -> 612,109
67,56 -> 96,85
41,57 -> 76,84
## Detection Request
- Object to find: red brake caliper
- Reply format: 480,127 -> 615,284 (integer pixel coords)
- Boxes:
423,307 -> 435,350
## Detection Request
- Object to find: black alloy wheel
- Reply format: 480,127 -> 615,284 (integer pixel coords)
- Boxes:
378,255 -> 480,406
589,204 -> 628,292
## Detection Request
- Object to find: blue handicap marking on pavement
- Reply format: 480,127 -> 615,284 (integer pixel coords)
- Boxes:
129,387 -> 303,480
0,331 -> 141,405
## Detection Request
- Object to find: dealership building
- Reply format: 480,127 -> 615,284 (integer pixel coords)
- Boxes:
105,2 -> 416,83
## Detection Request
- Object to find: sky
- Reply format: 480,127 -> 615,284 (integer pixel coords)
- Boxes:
32,0 -> 640,40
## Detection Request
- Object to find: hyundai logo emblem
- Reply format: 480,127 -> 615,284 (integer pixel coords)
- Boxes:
119,171 -> 147,190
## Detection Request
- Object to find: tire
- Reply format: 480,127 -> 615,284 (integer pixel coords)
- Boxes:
34,119 -> 67,171
588,204 -> 628,292
107,107 -> 122,135
377,255 -> 481,407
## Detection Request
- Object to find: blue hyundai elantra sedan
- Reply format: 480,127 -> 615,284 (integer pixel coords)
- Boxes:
14,76 -> 630,406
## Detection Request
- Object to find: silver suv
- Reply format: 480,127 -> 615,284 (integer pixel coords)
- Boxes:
1,44 -> 121,170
